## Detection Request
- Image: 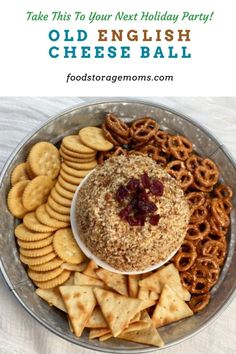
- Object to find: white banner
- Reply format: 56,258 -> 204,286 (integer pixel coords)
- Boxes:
0,0 -> 235,95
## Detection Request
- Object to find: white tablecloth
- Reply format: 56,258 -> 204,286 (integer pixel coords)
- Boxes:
0,97 -> 236,354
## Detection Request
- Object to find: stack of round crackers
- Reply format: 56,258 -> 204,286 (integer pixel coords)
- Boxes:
7,127 -> 114,290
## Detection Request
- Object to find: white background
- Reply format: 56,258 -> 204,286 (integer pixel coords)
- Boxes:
0,0 -> 235,95
0,97 -> 236,354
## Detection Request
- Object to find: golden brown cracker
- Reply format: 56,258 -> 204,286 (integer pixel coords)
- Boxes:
22,176 -> 54,211
29,257 -> 63,271
7,180 -> 30,218
47,196 -> 71,215
20,251 -> 57,266
64,160 -> 97,170
11,163 -> 30,186
34,270 -> 71,289
17,235 -> 53,249
79,127 -> 113,151
20,244 -> 54,258
55,182 -> 74,199
58,176 -> 78,193
23,212 -> 57,233
28,141 -> 61,179
53,228 -> 85,264
45,204 -> 71,222
36,204 -> 69,228
59,149 -> 93,163
60,170 -> 83,185
61,145 -> 96,159
61,163 -> 92,178
25,161 -> 35,179
62,135 -> 96,154
15,223 -> 53,241
28,266 -> 64,282
50,187 -> 72,207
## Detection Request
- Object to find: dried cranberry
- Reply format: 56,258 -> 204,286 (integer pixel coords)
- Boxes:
138,191 -> 149,202
149,214 -> 160,225
126,215 -> 140,226
126,178 -> 140,191
119,205 -> 132,219
137,200 -> 157,214
116,185 -> 129,202
141,172 -> 151,188
130,197 -> 139,210
134,213 -> 146,226
149,179 -> 164,196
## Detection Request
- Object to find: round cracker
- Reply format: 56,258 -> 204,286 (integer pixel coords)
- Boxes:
15,223 -> 53,241
23,212 -> 57,233
64,159 -> 97,170
29,257 -> 63,272
34,270 -> 71,289
58,176 -> 78,193
51,188 -> 72,207
59,149 -> 95,163
62,135 -> 96,154
28,266 -> 64,282
17,235 -> 53,249
47,196 -> 71,215
22,176 -> 54,211
20,244 -> 54,258
60,169 -> 83,185
61,145 -> 96,159
11,163 -> 30,186
79,127 -> 113,151
7,180 -> 30,218
45,204 -> 71,222
53,228 -> 85,264
28,142 -> 61,179
25,161 -> 35,179
61,163 -> 92,178
55,182 -> 74,199
36,204 -> 69,228
20,251 -> 56,266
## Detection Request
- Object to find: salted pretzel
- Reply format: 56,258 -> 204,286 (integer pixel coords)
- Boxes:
211,198 -> 230,228
166,160 -> 194,190
188,293 -> 211,313
221,198 -> 233,214
180,271 -> 211,295
105,113 -> 130,138
214,184 -> 233,199
140,145 -> 167,165
194,158 -> 219,188
190,204 -> 208,224
186,191 -> 206,211
168,135 -> 193,161
186,220 -> 210,242
191,178 -> 213,193
200,240 -> 226,266
186,154 -> 203,173
194,256 -> 220,285
130,117 -> 159,143
102,123 -> 120,145
154,130 -> 171,153
98,147 -> 127,165
173,240 -> 197,272
209,216 -> 228,237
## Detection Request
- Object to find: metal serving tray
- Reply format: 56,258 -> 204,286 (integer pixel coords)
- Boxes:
0,99 -> 235,353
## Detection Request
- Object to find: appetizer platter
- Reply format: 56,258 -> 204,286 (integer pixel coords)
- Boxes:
0,100 -> 235,352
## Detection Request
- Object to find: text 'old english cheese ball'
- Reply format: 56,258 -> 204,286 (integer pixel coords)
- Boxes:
76,155 -> 191,272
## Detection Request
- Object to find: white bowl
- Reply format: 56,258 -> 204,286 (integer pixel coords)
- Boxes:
70,169 -> 179,275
